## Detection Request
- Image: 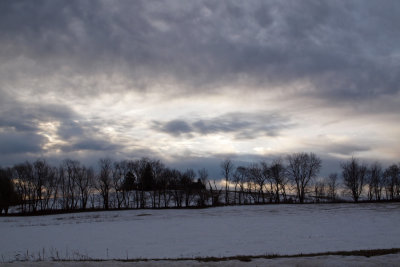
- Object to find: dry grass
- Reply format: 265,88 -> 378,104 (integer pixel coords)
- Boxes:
48,248 -> 400,263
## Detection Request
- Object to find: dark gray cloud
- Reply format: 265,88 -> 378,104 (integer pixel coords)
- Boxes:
0,99 -> 75,133
55,121 -> 124,154
154,120 -> 193,137
1,0 -> 399,104
153,112 -> 292,139
326,143 -> 370,156
61,138 -> 122,153
0,131 -> 47,154
304,137 -> 372,157
57,121 -> 84,140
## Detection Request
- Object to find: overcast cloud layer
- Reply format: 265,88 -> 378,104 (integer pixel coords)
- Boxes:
0,0 -> 399,176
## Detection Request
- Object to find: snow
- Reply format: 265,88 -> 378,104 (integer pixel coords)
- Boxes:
0,203 -> 399,262
1,254 -> 400,267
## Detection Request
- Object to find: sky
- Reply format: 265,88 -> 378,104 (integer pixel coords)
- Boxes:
0,0 -> 399,178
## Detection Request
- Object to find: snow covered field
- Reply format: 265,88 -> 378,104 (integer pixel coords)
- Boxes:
2,254 -> 400,267
0,203 -> 399,262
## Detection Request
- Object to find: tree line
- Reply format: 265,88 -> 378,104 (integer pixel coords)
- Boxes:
0,153 -> 399,214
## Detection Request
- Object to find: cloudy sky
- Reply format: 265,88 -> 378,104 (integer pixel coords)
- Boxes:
1,0 -> 399,177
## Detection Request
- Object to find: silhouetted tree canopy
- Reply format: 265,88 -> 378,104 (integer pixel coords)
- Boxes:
1,153 -> 399,214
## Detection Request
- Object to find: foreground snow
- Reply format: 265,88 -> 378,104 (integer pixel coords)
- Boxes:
1,254 -> 400,267
0,203 -> 399,262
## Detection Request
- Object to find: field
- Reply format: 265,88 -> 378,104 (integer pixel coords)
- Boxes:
1,203 -> 400,265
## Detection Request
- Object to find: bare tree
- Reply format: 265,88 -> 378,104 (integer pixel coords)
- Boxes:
247,163 -> 266,203
383,164 -> 399,200
60,159 -> 82,210
77,166 -> 93,209
13,160 -> 56,213
98,158 -> 113,209
341,157 -> 367,202
286,152 -> 322,203
169,169 -> 184,208
131,159 -> 148,208
313,178 -> 326,202
208,179 -> 223,206
327,173 -> 338,201
197,168 -> 209,206
60,160 -> 92,210
246,169 -> 258,204
220,159 -> 234,205
48,167 -> 60,210
150,160 -> 164,208
14,162 -> 34,213
269,159 -> 286,203
181,169 -> 196,207
111,161 -> 124,209
233,166 -> 248,204
32,159 -> 50,211
41,165 -> 57,211
198,168 -> 208,185
367,162 -> 383,201
158,168 -> 172,208
232,169 -> 241,204
261,161 -> 273,203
